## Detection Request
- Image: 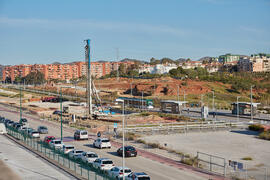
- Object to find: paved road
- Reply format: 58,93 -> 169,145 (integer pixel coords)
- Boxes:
0,104 -> 208,180
0,134 -> 74,180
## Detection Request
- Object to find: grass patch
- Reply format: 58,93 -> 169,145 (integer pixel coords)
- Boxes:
242,157 -> 253,161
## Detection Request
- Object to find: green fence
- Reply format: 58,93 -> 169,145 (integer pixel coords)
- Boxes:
6,126 -> 115,180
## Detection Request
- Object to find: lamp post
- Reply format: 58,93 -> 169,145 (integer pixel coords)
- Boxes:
116,99 -> 125,178
250,85 -> 254,122
60,87 -> 63,141
212,91 -> 215,113
20,87 -> 22,121
237,96 -> 241,122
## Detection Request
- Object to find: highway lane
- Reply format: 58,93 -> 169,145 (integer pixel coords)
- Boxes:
0,104 -> 206,180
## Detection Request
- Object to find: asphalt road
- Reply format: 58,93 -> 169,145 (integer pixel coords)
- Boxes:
0,104 -> 206,180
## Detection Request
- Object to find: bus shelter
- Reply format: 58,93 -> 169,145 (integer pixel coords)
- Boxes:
231,102 -> 260,116
160,100 -> 188,114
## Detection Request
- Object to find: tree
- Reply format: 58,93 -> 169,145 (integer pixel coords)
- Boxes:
24,71 -> 45,85
14,76 -> 22,84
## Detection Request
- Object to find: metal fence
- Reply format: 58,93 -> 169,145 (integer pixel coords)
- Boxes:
6,126 -> 115,180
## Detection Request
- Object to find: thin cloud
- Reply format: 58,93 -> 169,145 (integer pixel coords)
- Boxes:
0,17 -> 190,37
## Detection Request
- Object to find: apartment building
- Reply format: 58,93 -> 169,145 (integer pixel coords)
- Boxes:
219,54 -> 240,63
2,61 -> 134,82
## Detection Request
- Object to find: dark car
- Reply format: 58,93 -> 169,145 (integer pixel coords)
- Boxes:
117,146 -> 137,157
53,110 -> 62,115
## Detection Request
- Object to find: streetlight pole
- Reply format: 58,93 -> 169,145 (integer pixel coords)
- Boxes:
122,101 -> 125,178
251,85 -> 253,122
20,87 -> 22,121
237,96 -> 241,122
212,91 -> 215,112
60,87 -> 63,141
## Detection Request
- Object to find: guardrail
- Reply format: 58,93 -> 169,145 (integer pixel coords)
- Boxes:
5,125 -> 115,180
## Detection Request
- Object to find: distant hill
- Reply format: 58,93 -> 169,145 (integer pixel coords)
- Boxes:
120,58 -> 146,64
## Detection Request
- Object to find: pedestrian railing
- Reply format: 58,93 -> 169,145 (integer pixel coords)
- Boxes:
5,126 -> 115,180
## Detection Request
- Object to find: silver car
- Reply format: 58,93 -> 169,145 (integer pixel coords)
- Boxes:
38,126 -> 48,134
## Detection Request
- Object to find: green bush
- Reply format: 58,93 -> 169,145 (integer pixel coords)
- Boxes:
248,124 -> 265,132
259,131 -> 270,140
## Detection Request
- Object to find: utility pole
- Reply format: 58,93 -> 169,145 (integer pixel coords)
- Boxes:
116,48 -> 119,82
20,87 -> 22,121
237,96 -> 241,122
184,90 -> 186,109
251,85 -> 253,122
60,87 -> 63,141
141,91 -> 144,111
212,91 -> 215,112
121,101 -> 125,179
201,94 -> 204,107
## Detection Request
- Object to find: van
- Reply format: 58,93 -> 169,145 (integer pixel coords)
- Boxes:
0,123 -> 7,134
74,130 -> 88,140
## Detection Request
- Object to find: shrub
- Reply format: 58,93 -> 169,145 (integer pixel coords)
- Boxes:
147,142 -> 160,149
259,131 -> 270,140
136,139 -> 146,144
241,157 -> 253,160
248,124 -> 265,132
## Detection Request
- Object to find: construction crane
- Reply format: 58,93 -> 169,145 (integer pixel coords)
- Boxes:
85,39 -> 104,119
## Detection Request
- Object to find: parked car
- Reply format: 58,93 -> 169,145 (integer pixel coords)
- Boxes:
61,145 -> 75,154
93,138 -> 111,149
92,158 -> 114,170
15,123 -> 23,130
31,131 -> 40,138
27,128 -> 34,135
127,172 -> 150,180
74,130 -> 88,140
68,149 -> 84,159
38,126 -> 48,134
117,146 -> 137,157
108,167 -> 132,180
49,139 -> 64,149
19,126 -> 28,133
53,110 -> 62,115
7,121 -> 15,127
44,136 -> 55,144
20,118 -> 28,125
80,151 -> 98,163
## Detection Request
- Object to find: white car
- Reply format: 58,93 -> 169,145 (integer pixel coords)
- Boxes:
19,126 -> 28,133
60,145 -> 75,154
80,151 -> 98,164
31,131 -> 40,138
49,139 -> 64,149
108,166 -> 132,180
68,149 -> 84,159
92,158 -> 114,171
127,172 -> 150,180
93,138 -> 111,149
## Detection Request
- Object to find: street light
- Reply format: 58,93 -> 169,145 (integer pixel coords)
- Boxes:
237,96 -> 241,122
212,91 -> 215,114
250,85 -> 254,122
116,98 -> 125,178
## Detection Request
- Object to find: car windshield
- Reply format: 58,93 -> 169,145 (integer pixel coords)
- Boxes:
40,127 -> 47,129
75,150 -> 83,154
49,137 -> 55,140
54,141 -> 61,144
87,154 -> 98,158
102,160 -> 113,164
126,147 -> 135,151
81,131 -> 87,135
138,177 -> 150,180
32,131 -> 38,133
102,139 -> 110,142
66,147 -> 74,150
120,169 -> 132,173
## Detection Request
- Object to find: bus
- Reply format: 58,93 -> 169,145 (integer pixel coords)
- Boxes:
115,97 -> 154,109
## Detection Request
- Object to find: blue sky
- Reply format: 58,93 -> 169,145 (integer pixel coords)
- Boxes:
0,0 -> 269,65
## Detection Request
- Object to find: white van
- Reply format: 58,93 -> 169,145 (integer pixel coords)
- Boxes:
0,123 -> 7,134
74,130 -> 88,140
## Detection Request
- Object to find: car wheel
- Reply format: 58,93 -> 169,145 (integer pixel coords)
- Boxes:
93,143 -> 95,147
99,145 -> 101,149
